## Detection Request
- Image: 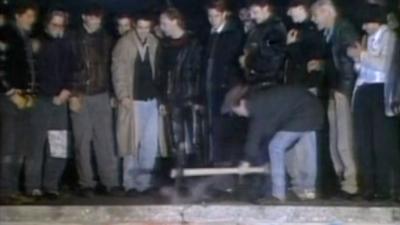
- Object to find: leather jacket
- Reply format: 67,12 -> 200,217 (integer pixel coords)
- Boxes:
157,33 -> 202,106
72,27 -> 113,96
325,19 -> 359,98
244,15 -> 287,86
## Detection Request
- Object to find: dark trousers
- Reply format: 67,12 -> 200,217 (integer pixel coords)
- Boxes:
210,115 -> 248,165
353,84 -> 399,196
25,96 -> 68,192
0,95 -> 32,196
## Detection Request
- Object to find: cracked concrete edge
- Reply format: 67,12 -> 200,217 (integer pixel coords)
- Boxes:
0,206 -> 399,224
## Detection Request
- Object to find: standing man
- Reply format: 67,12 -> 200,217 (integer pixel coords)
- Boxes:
0,2 -> 38,201
285,0 -> 326,198
157,8 -> 203,176
311,0 -> 359,198
115,13 -> 133,37
285,0 -> 325,93
112,13 -> 159,195
226,85 -> 324,202
25,9 -> 76,199
347,4 -> 400,201
204,0 -> 245,165
70,4 -> 120,197
240,0 -> 287,88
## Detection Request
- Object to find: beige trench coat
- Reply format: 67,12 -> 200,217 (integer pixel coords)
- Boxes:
112,31 -> 158,157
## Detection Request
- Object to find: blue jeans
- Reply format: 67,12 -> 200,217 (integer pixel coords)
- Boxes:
123,99 -> 159,191
268,131 -> 317,200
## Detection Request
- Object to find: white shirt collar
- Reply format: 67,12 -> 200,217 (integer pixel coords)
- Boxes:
212,22 -> 226,34
369,25 -> 388,43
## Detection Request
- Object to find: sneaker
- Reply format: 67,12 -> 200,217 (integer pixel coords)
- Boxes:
45,191 -> 60,200
296,190 -> 316,201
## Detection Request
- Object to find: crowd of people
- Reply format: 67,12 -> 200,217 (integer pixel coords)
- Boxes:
0,0 -> 400,204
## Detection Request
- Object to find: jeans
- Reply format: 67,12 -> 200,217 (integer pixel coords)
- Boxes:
0,95 -> 32,196
268,131 -> 317,200
123,99 -> 159,192
70,93 -> 119,189
25,96 -> 68,192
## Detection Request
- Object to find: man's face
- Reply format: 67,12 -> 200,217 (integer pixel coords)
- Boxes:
15,9 -> 37,31
47,15 -> 66,38
208,8 -> 226,30
82,14 -> 102,33
311,6 -> 330,30
117,17 -> 132,36
239,8 -> 250,22
135,19 -> 152,41
159,14 -> 176,37
249,5 -> 271,24
362,22 -> 380,35
287,6 -> 308,23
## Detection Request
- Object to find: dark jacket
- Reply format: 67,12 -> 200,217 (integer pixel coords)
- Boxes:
157,33 -> 202,106
244,16 -> 287,86
285,20 -> 325,89
72,27 -> 113,96
0,24 -> 36,94
36,33 -> 77,96
324,19 -> 359,98
204,20 -> 245,115
244,86 -> 324,163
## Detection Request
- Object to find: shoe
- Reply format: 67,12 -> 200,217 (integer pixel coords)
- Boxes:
126,189 -> 139,197
1,193 -> 35,205
335,190 -> 358,200
78,187 -> 95,198
295,190 -> 316,201
140,187 -> 159,196
45,191 -> 60,200
106,187 -> 125,197
27,189 -> 43,198
362,191 -> 375,201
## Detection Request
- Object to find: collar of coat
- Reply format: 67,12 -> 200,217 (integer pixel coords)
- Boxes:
126,30 -> 157,61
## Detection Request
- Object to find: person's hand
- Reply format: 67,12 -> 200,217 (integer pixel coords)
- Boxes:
120,97 -> 131,109
53,89 -> 71,106
307,60 -> 324,73
9,90 -> 26,109
238,161 -> 251,175
194,104 -> 204,112
159,104 -> 167,116
110,97 -> 117,108
31,39 -> 41,54
239,55 -> 247,69
347,43 -> 363,62
69,96 -> 82,113
287,29 -> 299,45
